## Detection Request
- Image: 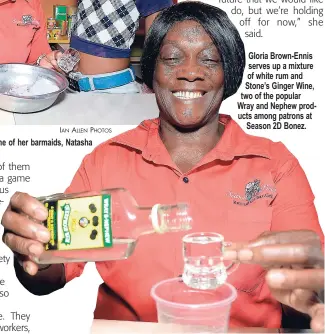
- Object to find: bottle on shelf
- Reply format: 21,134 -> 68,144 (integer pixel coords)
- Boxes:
36,188 -> 192,264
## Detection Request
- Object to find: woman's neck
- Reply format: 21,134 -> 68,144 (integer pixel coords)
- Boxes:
159,116 -> 224,173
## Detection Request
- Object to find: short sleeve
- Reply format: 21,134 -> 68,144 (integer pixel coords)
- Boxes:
27,0 -> 51,64
64,159 -> 93,195
271,157 -> 324,245
64,145 -> 105,194
135,0 -> 173,17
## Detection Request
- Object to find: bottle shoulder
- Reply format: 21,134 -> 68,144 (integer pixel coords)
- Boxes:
37,187 -> 130,203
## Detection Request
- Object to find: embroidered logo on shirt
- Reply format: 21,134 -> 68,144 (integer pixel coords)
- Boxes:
227,179 -> 276,206
14,15 -> 40,28
245,179 -> 261,201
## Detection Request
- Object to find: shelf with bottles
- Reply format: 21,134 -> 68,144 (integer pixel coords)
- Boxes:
48,38 -> 70,44
45,5 -> 76,46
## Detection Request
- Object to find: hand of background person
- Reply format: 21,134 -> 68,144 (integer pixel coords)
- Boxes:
224,230 -> 324,332
1,192 -> 50,276
39,50 -> 64,73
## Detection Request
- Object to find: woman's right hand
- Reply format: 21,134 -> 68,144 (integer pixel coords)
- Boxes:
1,192 -> 50,276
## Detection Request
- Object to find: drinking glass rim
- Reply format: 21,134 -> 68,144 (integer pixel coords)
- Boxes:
150,277 -> 237,309
182,232 -> 225,243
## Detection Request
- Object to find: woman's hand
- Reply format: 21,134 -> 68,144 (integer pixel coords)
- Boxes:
224,230 -> 324,332
39,50 -> 63,73
1,192 -> 50,276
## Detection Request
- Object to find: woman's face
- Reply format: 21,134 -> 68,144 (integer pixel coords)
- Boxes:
153,20 -> 224,130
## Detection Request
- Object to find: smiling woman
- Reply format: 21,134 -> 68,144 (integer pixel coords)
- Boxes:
2,1 -> 324,332
153,20 -> 226,129
141,2 -> 245,171
141,3 -> 245,101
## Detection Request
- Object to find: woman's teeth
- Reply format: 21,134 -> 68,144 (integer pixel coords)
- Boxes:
173,91 -> 203,99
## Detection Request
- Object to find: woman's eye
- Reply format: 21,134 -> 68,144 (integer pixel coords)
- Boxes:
162,57 -> 179,61
161,56 -> 181,65
203,59 -> 220,64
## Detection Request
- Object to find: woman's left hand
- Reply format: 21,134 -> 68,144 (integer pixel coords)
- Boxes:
224,230 -> 324,332
38,50 -> 63,73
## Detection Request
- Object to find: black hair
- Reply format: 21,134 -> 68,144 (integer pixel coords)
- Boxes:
140,1 -> 246,100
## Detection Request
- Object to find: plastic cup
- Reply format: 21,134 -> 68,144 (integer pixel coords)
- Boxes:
151,277 -> 237,333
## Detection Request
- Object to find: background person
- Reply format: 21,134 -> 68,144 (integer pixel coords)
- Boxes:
0,0 -> 62,70
67,0 -> 173,93
1,2 -> 324,329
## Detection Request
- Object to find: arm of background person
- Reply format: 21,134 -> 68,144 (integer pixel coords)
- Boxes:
269,146 -> 324,328
136,0 -> 173,34
26,0 -> 52,64
144,12 -> 160,34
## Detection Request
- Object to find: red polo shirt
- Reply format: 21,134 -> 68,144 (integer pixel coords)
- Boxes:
63,115 -> 323,328
0,0 -> 51,64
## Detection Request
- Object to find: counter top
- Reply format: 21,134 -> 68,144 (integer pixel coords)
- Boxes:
0,92 -> 160,125
90,320 -> 312,333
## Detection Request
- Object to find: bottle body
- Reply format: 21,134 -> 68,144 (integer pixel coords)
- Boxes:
37,188 -> 192,264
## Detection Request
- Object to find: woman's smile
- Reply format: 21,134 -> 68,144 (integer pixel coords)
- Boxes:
172,90 -> 206,100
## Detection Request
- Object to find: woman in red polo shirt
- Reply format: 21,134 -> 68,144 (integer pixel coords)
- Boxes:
1,1 -> 324,332
0,0 -> 61,69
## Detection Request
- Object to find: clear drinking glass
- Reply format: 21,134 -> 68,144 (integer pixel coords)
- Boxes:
151,277 -> 237,333
182,232 -> 238,290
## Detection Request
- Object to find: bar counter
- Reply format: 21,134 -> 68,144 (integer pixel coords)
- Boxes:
0,91 -> 159,125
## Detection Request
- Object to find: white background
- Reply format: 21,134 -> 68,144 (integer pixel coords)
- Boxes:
0,0 -> 324,333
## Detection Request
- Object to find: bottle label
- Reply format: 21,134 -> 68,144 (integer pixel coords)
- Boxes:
44,195 -> 113,251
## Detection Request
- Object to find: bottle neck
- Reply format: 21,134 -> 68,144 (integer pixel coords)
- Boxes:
132,206 -> 157,237
133,203 -> 192,237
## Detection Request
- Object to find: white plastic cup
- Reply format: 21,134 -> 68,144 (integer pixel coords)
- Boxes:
151,277 -> 237,333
